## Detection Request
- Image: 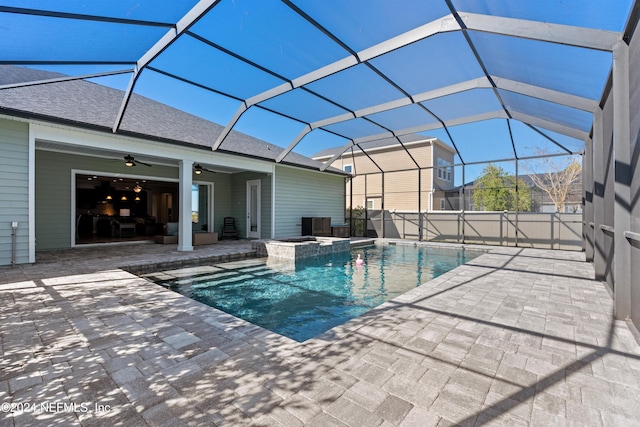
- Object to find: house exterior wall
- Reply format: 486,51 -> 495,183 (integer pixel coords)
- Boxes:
0,118 -> 30,265
337,140 -> 456,212
432,143 -> 456,210
273,165 -> 345,238
229,171 -> 272,239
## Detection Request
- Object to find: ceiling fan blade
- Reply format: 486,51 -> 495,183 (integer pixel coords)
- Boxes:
135,159 -> 152,167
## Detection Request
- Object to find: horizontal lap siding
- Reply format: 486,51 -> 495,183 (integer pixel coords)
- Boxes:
0,119 -> 29,265
274,166 -> 345,238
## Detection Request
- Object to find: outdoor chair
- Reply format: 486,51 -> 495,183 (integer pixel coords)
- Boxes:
220,217 -> 239,240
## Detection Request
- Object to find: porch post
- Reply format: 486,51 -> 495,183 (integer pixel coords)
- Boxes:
178,159 -> 193,252
613,40 -> 632,319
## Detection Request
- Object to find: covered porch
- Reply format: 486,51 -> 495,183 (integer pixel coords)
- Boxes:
32,123 -> 275,255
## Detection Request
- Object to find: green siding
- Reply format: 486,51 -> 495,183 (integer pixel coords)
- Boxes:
274,166 -> 345,238
229,172 -> 272,239
0,119 -> 30,265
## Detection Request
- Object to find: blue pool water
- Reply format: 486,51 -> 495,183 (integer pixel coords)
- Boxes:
165,244 -> 482,342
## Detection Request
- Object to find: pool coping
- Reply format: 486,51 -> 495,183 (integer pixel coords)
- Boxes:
133,238 -> 493,347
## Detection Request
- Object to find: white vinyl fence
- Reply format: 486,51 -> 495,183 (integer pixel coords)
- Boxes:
349,211 -> 583,251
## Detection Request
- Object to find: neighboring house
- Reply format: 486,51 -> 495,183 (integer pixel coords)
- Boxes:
312,136 -> 457,212
0,66 -> 347,266
443,174 -> 583,213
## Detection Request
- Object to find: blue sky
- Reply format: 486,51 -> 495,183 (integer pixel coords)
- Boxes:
19,0 -> 634,184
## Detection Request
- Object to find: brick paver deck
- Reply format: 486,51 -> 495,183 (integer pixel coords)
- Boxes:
1,241 -> 639,426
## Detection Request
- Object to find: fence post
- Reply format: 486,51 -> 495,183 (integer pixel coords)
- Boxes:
504,210 -> 509,246
425,211 -> 429,241
550,213 -> 555,249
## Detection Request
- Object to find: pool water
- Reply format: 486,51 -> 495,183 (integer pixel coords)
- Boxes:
163,244 -> 482,342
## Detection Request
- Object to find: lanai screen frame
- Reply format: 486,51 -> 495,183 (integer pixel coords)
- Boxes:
0,1 -> 636,170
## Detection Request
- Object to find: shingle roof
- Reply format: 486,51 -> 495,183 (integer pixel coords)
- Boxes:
0,65 -> 339,173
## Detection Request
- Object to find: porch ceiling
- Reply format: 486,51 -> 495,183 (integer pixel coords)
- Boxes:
2,0 -> 639,171
35,140 -> 244,174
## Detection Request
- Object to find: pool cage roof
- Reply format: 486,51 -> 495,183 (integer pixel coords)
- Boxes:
1,0 -> 639,172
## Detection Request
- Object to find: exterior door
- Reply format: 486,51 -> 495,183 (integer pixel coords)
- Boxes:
246,179 -> 261,238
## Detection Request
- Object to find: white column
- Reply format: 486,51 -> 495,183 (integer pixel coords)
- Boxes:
178,159 -> 193,252
270,165 -> 276,239
613,40 -> 631,319
28,124 -> 36,263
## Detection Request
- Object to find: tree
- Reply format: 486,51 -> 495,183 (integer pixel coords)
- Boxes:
524,151 -> 582,212
472,164 -> 532,211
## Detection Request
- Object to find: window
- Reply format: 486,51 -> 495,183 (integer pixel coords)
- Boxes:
192,184 -> 211,230
440,199 -> 445,210
437,158 -> 452,182
366,199 -> 375,209
192,184 -> 199,223
343,164 -> 353,174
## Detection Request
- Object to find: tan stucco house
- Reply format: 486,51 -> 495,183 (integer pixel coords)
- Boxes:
312,135 -> 457,212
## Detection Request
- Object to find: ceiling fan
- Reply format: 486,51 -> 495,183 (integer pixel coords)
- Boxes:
194,163 -> 215,174
124,154 -> 152,167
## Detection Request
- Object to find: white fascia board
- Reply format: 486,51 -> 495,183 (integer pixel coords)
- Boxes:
459,12 -> 619,51
277,160 -> 344,176
432,139 -> 458,155
509,111 -> 589,140
30,122 -> 273,173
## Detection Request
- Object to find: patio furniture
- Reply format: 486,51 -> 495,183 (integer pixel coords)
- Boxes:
220,217 -> 239,240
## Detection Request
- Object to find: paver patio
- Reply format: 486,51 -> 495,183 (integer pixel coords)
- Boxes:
1,241 -> 639,426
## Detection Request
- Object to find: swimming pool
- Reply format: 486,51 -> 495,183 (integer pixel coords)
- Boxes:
159,244 -> 482,342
